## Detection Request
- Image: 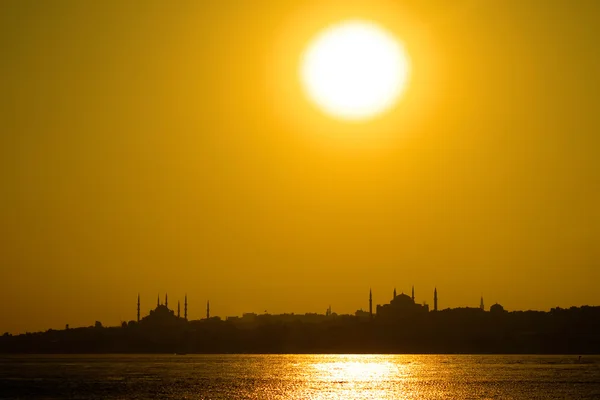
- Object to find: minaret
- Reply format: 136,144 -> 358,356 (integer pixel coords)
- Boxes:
157,294 -> 160,307
434,288 -> 438,312
411,285 -> 415,302
369,288 -> 373,320
137,294 -> 140,322
165,293 -> 168,309
177,300 -> 181,318
480,296 -> 484,311
393,288 -> 397,299
184,294 -> 188,320
206,300 -> 210,319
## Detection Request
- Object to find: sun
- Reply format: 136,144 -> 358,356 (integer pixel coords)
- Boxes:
301,20 -> 410,121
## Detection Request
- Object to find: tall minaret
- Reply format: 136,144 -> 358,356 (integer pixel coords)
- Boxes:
165,293 -> 168,309
480,296 -> 484,311
184,294 -> 188,320
137,294 -> 140,322
369,288 -> 373,320
434,288 -> 438,312
206,300 -> 210,319
157,294 -> 160,307
177,300 -> 181,318
411,285 -> 415,302
393,288 -> 397,299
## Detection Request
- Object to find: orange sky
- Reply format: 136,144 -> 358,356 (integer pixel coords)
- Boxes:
1,0 -> 599,334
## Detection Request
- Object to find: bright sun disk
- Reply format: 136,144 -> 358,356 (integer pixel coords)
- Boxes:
301,20 -> 409,121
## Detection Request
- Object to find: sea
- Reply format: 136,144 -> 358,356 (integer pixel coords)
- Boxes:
0,354 -> 599,399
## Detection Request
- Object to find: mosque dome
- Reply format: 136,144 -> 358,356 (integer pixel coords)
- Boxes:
490,303 -> 505,313
391,293 -> 414,307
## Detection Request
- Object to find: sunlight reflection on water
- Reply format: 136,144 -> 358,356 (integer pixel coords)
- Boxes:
1,354 -> 599,399
298,355 -> 424,399
313,356 -> 400,380
310,356 -> 407,399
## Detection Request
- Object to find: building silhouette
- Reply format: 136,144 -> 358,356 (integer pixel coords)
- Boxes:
135,286 -> 462,327
369,288 -> 373,320
490,303 -> 505,313
376,287 -> 429,319
138,293 -> 187,328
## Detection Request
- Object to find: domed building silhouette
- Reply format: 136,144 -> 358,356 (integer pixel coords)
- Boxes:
138,294 -> 188,329
376,286 -> 429,319
490,303 -> 506,314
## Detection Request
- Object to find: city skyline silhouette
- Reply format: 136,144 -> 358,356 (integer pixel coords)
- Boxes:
4,284 -> 598,337
2,286 -> 599,355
